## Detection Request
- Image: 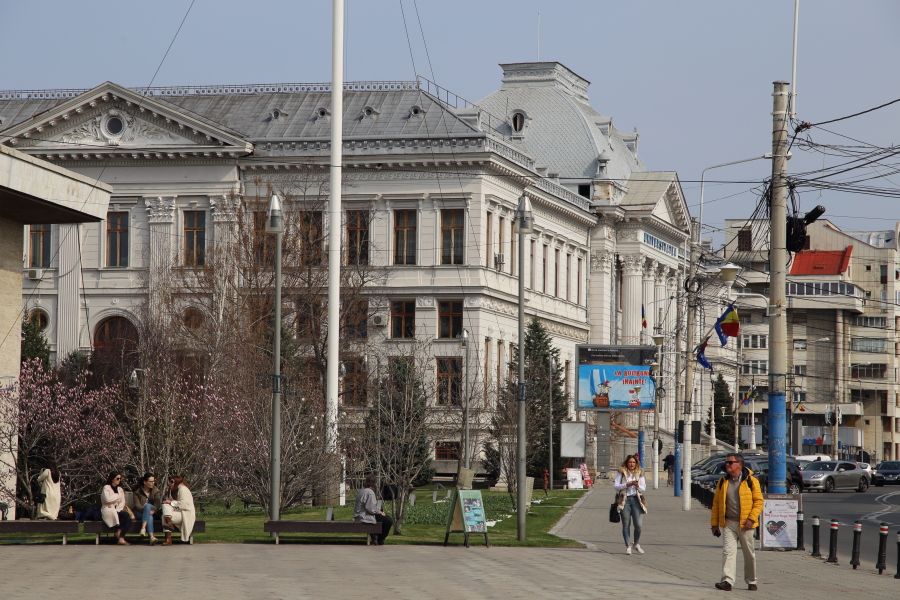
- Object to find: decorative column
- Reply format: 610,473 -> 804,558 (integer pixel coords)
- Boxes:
56,224 -> 82,358
145,196 -> 176,310
587,251 -> 613,343
641,259 -> 657,344
621,255 -> 644,345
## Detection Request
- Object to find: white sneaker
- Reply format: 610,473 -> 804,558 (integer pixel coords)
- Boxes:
625,545 -> 632,555
634,544 -> 645,554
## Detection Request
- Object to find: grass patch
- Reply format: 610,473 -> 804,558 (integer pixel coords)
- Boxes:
0,489 -> 586,547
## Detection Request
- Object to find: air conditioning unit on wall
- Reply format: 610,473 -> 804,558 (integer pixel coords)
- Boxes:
371,314 -> 387,327
27,269 -> 43,281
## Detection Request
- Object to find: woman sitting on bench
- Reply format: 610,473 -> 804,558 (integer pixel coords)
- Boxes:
161,474 -> 195,545
101,471 -> 133,545
131,472 -> 161,545
354,475 -> 393,545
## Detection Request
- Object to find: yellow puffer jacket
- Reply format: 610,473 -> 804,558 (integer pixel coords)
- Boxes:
710,468 -> 764,528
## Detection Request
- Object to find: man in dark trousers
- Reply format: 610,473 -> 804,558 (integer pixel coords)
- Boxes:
662,451 -> 675,486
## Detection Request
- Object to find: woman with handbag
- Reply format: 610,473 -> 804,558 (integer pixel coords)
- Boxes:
614,455 -> 647,555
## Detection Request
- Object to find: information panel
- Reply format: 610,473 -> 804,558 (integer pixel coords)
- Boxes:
760,494 -> 800,549
443,489 -> 489,547
576,345 -> 658,411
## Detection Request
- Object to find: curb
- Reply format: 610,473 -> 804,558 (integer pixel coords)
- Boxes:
549,487 -> 598,550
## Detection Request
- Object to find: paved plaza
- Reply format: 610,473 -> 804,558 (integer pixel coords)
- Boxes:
2,481 -> 898,599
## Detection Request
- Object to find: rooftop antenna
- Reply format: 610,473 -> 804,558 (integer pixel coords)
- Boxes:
790,0 -> 799,118
537,11 -> 542,61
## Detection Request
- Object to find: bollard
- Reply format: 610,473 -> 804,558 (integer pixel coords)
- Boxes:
825,519 -> 839,564
894,529 -> 900,579
850,521 -> 862,569
796,512 -> 805,551
811,516 -> 821,558
876,522 -> 888,574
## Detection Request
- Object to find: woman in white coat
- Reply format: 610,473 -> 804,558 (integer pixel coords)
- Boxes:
100,471 -> 134,545
161,474 -> 195,545
35,465 -> 61,520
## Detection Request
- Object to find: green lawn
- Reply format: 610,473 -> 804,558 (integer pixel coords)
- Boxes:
0,489 -> 586,547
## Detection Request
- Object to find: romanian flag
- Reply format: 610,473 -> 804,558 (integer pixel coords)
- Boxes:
696,336 -> 713,370
714,304 -> 740,346
641,305 -> 648,329
741,387 -> 755,406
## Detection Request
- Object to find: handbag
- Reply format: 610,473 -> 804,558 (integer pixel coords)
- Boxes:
609,502 -> 621,523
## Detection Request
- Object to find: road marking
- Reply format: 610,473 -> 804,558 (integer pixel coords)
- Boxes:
861,489 -> 900,525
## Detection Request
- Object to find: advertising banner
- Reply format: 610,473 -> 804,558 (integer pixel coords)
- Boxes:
760,494 -> 800,549
576,345 -> 657,411
560,421 -> 587,458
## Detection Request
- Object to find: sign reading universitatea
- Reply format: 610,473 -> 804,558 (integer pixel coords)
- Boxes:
576,345 -> 657,411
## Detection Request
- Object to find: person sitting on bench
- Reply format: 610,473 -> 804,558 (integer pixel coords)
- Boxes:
131,472 -> 161,544
353,475 -> 392,545
101,471 -> 133,545
161,474 -> 195,545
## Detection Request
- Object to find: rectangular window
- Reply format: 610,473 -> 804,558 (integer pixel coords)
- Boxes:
498,216 -> 506,271
577,183 -> 591,198
296,299 -> 323,340
851,338 -> 888,353
793,364 -> 807,376
343,356 -> 368,407
510,220 -> 516,276
851,363 -> 888,379
542,244 -> 549,293
298,211 -> 324,266
29,224 -> 51,269
741,360 -> 768,375
737,228 -> 752,251
554,249 -> 560,297
740,334 -> 768,349
436,357 -> 462,406
435,441 -> 460,461
793,391 -> 807,404
793,339 -> 807,351
344,299 -> 368,339
577,257 -> 583,305
388,356 -> 414,391
393,209 -> 417,265
438,300 -> 463,339
440,209 -> 464,265
484,338 -> 492,404
529,240 -> 536,289
346,210 -> 370,265
390,300 -> 415,339
564,359 -> 571,401
106,212 -> 129,267
253,210 -> 275,266
565,253 -> 572,301
183,211 -> 206,267
485,212 -> 493,268
497,340 -> 504,388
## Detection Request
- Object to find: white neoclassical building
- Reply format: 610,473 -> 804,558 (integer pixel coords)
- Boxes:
1,61 -> 692,472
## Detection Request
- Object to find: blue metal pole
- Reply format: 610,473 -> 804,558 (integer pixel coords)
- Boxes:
768,389 -> 787,494
674,441 -> 682,496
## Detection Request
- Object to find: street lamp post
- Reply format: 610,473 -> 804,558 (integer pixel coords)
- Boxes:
266,193 -> 284,522
516,193 -> 534,541
547,355 -> 555,493
652,334 -> 665,489
461,329 -> 470,470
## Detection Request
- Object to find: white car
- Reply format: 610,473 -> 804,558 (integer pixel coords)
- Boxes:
857,462 -> 873,477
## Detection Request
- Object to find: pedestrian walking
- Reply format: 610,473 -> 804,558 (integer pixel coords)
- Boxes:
662,451 -> 675,486
710,453 -> 763,591
614,455 -> 647,555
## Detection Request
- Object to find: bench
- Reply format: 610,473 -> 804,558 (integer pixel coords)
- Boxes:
82,519 -> 206,545
0,520 -> 80,545
263,520 -> 382,545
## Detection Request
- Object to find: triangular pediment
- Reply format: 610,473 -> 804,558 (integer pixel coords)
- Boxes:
2,82 -> 252,158
620,171 -> 690,235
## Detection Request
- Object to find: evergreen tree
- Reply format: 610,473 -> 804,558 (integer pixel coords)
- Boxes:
499,318 -> 569,479
705,373 -> 736,445
21,317 -> 50,370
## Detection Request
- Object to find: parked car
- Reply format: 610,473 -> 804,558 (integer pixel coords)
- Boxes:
693,457 -> 769,490
857,462 -> 873,478
756,460 -> 803,494
872,461 -> 900,486
801,460 -> 870,492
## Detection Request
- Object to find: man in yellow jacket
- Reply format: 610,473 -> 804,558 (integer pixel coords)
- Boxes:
710,453 -> 764,591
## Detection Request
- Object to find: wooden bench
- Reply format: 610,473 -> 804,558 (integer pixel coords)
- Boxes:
263,520 -> 382,545
0,520 -> 80,545
82,519 -> 206,545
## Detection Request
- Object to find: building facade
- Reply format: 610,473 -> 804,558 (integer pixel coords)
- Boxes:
2,62 -> 691,472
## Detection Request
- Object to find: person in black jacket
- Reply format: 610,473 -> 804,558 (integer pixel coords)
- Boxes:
663,451 -> 676,486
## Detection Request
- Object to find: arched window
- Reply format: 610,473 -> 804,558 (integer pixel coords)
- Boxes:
511,111 -> 526,133
28,309 -> 49,331
183,307 -> 205,330
93,316 -> 139,356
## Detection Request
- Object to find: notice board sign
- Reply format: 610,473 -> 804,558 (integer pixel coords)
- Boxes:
760,494 -> 800,549
443,489 -> 489,547
566,468 -> 584,489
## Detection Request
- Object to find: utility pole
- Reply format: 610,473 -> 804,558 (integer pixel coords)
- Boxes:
266,194 -> 284,522
652,333 -> 665,489
673,280 -> 685,498
516,193 -> 534,541
767,81 -> 791,494
548,355 -> 554,493
682,219 -> 700,511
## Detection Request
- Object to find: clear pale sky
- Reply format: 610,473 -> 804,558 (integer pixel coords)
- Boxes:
2,1 -> 898,240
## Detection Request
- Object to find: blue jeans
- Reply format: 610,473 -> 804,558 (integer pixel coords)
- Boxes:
620,495 -> 644,545
141,503 -> 155,535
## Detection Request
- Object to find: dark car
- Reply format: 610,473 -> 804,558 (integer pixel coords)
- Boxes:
693,457 -> 769,490
872,461 -> 900,486
756,460 -> 803,494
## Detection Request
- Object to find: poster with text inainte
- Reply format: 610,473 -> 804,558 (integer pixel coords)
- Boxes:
577,364 -> 656,411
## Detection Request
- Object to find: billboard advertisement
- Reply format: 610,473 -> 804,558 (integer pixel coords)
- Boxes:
576,345 -> 657,411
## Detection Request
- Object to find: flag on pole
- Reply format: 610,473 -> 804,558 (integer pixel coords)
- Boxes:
696,336 -> 713,370
641,305 -> 648,330
714,304 -> 740,346
741,386 -> 755,406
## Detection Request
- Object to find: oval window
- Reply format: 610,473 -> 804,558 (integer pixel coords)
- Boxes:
511,112 -> 525,133
106,116 -> 124,135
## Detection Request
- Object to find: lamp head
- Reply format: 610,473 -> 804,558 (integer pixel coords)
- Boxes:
652,334 -> 666,347
266,194 -> 284,233
718,262 -> 742,284
516,194 -> 534,233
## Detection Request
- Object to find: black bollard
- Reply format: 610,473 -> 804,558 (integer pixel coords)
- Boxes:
796,512 -> 805,551
850,521 -> 862,569
826,519 -> 839,564
876,522 -> 888,574
811,516 -> 821,558
894,530 -> 900,579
